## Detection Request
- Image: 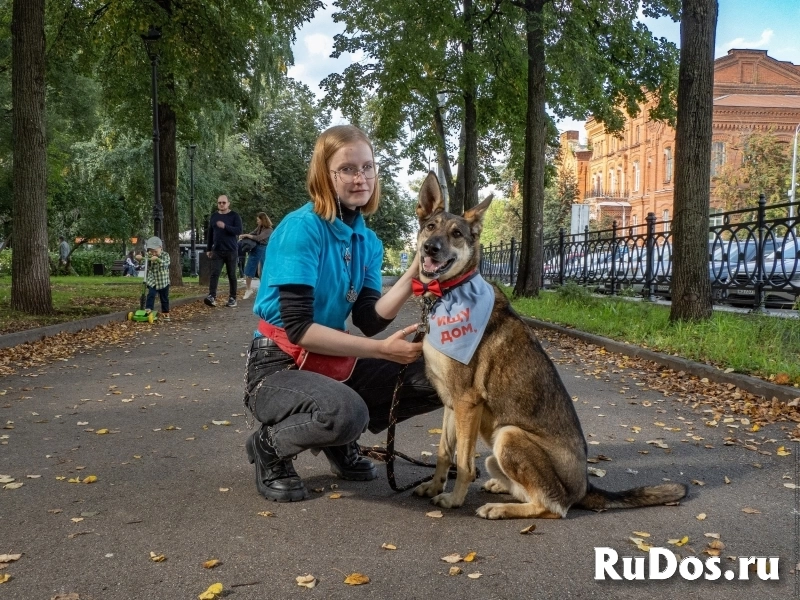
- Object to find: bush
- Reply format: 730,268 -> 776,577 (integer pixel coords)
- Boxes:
556,282 -> 593,303
68,247 -> 123,276
0,249 -> 11,276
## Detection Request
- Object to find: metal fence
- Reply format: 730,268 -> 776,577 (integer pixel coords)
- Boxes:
479,194 -> 799,311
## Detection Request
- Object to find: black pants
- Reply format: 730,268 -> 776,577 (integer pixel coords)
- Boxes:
209,250 -> 238,299
244,337 -> 442,458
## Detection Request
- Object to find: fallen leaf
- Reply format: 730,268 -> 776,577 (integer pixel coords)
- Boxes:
344,573 -> 369,585
696,513 -> 707,520
329,493 -> 342,499
448,567 -> 462,576
420,451 -> 433,457
520,524 -> 536,534
632,531 -> 651,538
741,507 -> 761,514
441,554 -> 463,563
202,559 -> 221,569
381,543 -> 397,550
51,594 -> 80,599
3,482 -> 23,490
96,429 -> 109,435
219,488 -> 229,493
777,446 -> 791,456
257,511 -> 274,517
0,475 -> 14,484
467,572 -> 482,579
704,533 -> 721,539
0,554 -> 21,563
629,537 -> 652,552
149,552 -> 166,562
26,475 -> 41,479
691,480 -> 705,486
82,475 -> 97,484
667,536 -> 689,547
0,574 -> 11,583
724,476 -> 731,484
296,574 -> 317,589
426,510 -> 443,518
428,428 -> 443,434
463,551 -> 477,562
71,518 -> 83,523
587,467 -> 606,477
198,582 -> 223,599
785,483 -> 799,489
211,420 -> 231,426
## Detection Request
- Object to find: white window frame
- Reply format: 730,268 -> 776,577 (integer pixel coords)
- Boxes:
664,148 -> 673,183
662,209 -> 670,232
633,161 -> 640,192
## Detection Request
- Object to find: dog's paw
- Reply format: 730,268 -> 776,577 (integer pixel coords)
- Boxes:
482,478 -> 509,494
414,480 -> 444,498
475,503 -> 507,519
432,492 -> 463,509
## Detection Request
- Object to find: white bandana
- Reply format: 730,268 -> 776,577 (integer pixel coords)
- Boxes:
427,273 -> 494,365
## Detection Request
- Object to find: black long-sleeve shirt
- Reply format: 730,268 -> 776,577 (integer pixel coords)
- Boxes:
207,211 -> 243,253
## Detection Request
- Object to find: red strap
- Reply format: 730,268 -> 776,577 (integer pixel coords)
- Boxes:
411,270 -> 477,297
257,320 -> 303,363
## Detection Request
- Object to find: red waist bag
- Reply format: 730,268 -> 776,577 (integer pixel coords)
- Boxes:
257,320 -> 357,382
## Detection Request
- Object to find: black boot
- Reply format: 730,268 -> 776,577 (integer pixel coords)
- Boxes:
246,426 -> 309,502
322,441 -> 378,481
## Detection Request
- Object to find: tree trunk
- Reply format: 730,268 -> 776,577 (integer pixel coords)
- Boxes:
513,0 -> 547,297
159,101 -> 183,286
433,106 -> 456,204
669,0 -> 717,322
453,126 -> 467,216
11,0 -> 52,314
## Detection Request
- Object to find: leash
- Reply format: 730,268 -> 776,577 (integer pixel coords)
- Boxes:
359,295 -> 461,492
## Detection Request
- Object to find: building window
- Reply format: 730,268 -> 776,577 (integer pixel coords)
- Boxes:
662,209 -> 670,232
711,141 -> 726,176
609,170 -> 616,194
664,148 -> 673,183
709,207 -> 724,228
633,161 -> 640,192
632,214 -> 638,227
617,167 -> 623,195
635,125 -> 641,143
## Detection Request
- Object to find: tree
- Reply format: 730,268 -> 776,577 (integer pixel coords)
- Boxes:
53,0 -> 321,286
11,0 -> 52,313
512,0 -> 679,298
713,127 -> 792,212
543,166 -> 577,240
668,0 -> 718,323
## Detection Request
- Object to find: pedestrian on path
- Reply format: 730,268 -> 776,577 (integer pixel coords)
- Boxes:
137,236 -> 170,321
240,212 -> 273,300
244,124 -> 440,502
205,194 -> 242,308
58,236 -> 70,272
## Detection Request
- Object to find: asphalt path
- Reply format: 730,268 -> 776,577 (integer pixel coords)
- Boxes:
0,291 -> 796,600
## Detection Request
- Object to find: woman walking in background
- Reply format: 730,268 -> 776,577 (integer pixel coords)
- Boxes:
240,212 -> 273,300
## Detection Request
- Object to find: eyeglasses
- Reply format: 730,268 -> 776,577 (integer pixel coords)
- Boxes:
217,202 -> 228,206
330,164 -> 378,184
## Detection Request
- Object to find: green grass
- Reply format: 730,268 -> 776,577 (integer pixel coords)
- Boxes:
0,276 -> 204,335
508,284 -> 800,385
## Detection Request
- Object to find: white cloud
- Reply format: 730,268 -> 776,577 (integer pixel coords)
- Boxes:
304,33 -> 334,58
350,49 -> 365,63
723,28 -> 774,50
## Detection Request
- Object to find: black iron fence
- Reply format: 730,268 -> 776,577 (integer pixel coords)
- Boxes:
479,194 -> 800,310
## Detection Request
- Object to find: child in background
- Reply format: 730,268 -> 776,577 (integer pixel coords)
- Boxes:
136,236 -> 171,321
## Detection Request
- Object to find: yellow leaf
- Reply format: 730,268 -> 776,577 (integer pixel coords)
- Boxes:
632,531 -> 651,538
344,573 -> 370,585
296,574 -> 317,588
777,446 -> 791,456
203,559 -> 221,569
257,511 -> 274,517
96,429 -> 109,435
463,551 -> 477,562
149,552 -> 166,562
211,420 -> 230,426
448,566 -> 462,576
68,477 -> 81,483
696,513 -> 707,520
751,424 -> 760,432
329,493 -> 342,499
82,475 -> 97,484
428,428 -> 443,434
56,476 -> 66,481
426,510 -> 443,518
0,554 -> 22,563
381,543 -> 397,550
0,573 -> 11,583
165,425 -> 176,431
198,582 -> 223,599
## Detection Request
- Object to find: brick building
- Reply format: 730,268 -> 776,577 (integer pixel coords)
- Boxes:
566,49 -> 800,231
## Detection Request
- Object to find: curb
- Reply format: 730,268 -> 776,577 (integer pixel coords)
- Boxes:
0,295 -> 206,350
522,316 -> 800,404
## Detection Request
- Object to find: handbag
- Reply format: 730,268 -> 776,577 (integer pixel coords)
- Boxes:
239,238 -> 257,254
258,320 -> 357,382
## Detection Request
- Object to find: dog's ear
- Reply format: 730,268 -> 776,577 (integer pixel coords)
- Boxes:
416,171 -> 445,221
464,194 -> 493,238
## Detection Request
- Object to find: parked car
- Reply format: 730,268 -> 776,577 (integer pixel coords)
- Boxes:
726,238 -> 799,308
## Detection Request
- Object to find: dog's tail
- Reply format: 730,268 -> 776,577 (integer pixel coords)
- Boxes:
575,482 -> 687,511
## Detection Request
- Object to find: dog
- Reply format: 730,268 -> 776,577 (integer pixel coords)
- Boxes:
411,172 -> 687,519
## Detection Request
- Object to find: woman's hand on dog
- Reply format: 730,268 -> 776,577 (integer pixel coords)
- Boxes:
380,325 -> 423,364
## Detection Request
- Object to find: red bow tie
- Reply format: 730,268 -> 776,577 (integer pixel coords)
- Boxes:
411,278 -> 443,297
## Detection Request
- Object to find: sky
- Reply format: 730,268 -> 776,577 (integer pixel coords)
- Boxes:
287,1 -> 800,190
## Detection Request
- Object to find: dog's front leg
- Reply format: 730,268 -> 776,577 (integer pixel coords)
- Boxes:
414,407 -> 455,498
432,399 -> 483,509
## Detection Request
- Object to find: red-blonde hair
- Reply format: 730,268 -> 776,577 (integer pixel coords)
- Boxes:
306,125 -> 381,222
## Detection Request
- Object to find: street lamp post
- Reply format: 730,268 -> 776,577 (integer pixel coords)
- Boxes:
436,92 -> 449,212
790,122 -> 800,221
141,26 -> 163,240
188,144 -> 197,277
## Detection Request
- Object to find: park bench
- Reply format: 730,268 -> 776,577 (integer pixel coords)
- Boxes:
110,260 -> 126,275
